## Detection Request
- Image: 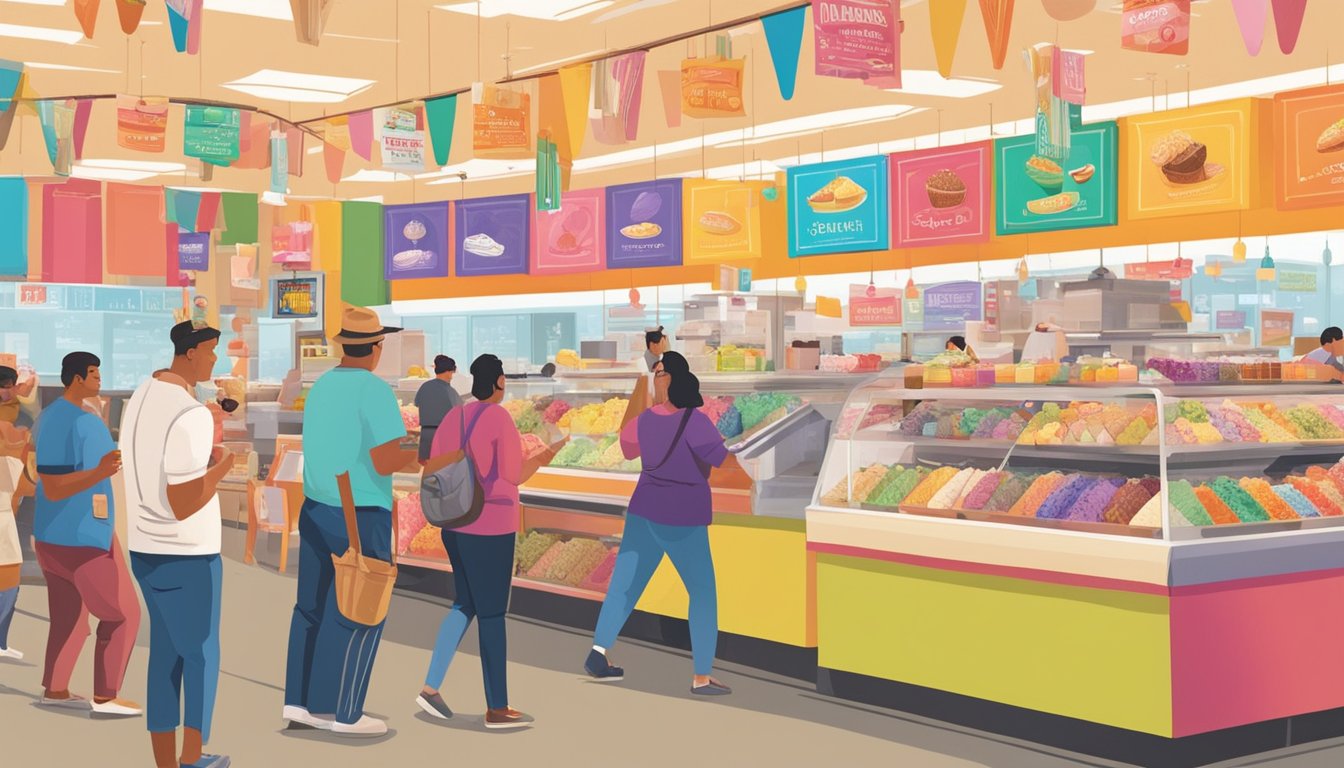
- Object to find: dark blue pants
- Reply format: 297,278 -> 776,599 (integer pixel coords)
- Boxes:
284,499 -> 392,725
423,531 -> 515,710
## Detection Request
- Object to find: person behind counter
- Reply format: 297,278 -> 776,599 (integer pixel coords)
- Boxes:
642,326 -> 670,373
414,356 -> 463,462
1300,327 -> 1344,382
945,336 -> 979,363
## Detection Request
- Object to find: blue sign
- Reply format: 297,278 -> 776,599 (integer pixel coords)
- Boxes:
177,231 -> 211,271
787,155 -> 889,258
922,281 -> 983,331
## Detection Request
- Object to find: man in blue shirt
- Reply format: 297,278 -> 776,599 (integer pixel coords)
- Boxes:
284,306 -> 417,737
33,351 -> 141,716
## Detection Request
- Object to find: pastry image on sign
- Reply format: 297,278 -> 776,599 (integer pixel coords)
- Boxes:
1026,192 -> 1080,215
463,233 -> 506,257
698,211 -> 742,235
620,222 -> 663,240
1317,118 -> 1344,153
1150,130 -> 1225,187
807,175 -> 868,213
925,169 -> 966,209
391,249 -> 433,270
1025,156 -> 1064,195
549,207 -> 594,256
1069,164 -> 1095,183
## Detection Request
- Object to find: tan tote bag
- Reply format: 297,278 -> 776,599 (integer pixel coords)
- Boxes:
331,472 -> 398,626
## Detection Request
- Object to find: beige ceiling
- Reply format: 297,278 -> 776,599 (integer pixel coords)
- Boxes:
0,0 -> 1338,203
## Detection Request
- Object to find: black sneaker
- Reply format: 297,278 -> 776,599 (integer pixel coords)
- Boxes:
416,691 -> 453,720
584,649 -> 625,682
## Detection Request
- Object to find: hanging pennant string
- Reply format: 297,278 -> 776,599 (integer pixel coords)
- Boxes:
427,11 -> 433,93
140,41 -> 146,98
396,0 -> 401,101
476,0 -> 482,83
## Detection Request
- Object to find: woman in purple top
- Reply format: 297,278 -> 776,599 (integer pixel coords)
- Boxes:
584,352 -> 731,695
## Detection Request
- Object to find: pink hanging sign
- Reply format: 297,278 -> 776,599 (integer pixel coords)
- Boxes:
812,0 -> 902,89
1053,48 -> 1086,106
889,142 -> 991,248
1231,0 -> 1268,56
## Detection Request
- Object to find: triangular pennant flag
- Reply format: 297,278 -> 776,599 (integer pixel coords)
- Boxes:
72,99 -> 93,159
167,0 -> 202,54
270,130 -> 288,194
196,191 -> 222,231
1271,0 -> 1308,55
657,69 -> 681,128
978,0 -> 1015,70
761,7 -> 805,100
929,0 -> 968,78
286,125 -> 304,176
1231,0 -> 1268,56
289,0 -> 336,45
187,0 -> 204,54
557,63 -> 591,159
0,59 -> 22,111
324,141 -> 345,184
323,115 -> 351,152
116,0 -> 146,35
0,103 -> 16,152
424,93 -> 457,166
74,0 -> 100,39
349,110 -> 374,161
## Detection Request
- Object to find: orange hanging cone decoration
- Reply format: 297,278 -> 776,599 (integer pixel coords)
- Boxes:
929,0 -> 968,78
978,0 -> 1015,70
73,0 -> 100,38
116,0 -> 147,35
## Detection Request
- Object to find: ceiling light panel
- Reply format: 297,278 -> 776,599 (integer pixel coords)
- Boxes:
202,0 -> 292,20
221,69 -> 375,104
437,0 -> 612,21
884,70 -> 1002,99
0,22 -> 86,45
0,0 -> 67,6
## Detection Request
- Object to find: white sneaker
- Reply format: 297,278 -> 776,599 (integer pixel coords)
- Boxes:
0,647 -> 22,660
331,715 -> 388,738
282,705 -> 334,730
90,698 -> 143,716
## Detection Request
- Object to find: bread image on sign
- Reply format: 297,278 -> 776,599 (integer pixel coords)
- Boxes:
1150,130 -> 1225,188
1317,118 -> 1344,153
698,211 -> 742,235
463,233 -> 505,257
620,190 -> 663,239
924,170 -> 966,209
391,249 -> 432,269
807,176 -> 867,213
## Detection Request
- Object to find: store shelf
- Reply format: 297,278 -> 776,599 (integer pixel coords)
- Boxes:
399,554 -> 452,572
512,577 -> 606,602
520,488 -> 630,516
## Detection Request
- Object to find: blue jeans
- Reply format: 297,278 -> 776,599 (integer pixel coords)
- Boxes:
284,499 -> 392,725
592,515 -> 718,676
129,553 -> 222,742
0,586 -> 17,649
424,531 -> 515,710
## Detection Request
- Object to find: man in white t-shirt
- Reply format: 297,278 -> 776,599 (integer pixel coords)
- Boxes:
121,321 -> 236,768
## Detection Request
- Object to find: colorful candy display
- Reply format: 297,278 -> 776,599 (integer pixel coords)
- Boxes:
1102,480 -> 1157,525
1239,477 -> 1299,521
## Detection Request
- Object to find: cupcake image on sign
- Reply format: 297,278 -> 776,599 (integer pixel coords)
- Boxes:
1150,130 -> 1225,192
807,176 -> 867,213
925,170 -> 966,208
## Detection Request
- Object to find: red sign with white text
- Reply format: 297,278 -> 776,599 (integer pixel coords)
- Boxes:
1124,259 -> 1193,280
849,284 -> 901,326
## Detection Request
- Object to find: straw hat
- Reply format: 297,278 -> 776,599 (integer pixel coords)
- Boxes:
331,304 -> 402,345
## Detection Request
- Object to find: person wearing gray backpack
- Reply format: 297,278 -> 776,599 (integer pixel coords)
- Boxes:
415,354 -> 565,729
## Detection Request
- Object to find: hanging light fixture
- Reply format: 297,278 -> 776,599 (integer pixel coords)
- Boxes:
1256,239 -> 1276,282
1324,236 -> 1334,267
1204,259 -> 1223,278
794,275 -> 807,294
904,275 -> 920,300
1232,212 -> 1247,263
1017,256 -> 1029,282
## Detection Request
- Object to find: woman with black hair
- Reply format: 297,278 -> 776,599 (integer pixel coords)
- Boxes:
583,351 -> 731,695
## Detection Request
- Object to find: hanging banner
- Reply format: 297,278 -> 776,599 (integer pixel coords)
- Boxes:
1124,259 -> 1194,280
42,180 -> 102,284
456,195 -> 530,277
1028,44 -> 1072,160
166,0 -> 203,55
536,132 -> 561,211
681,57 -> 746,118
1260,308 -> 1294,347
473,83 -> 532,159
286,126 -> 304,176
995,119 -> 1119,235
1053,48 -> 1086,106
72,99 -> 92,160
590,52 -> 646,145
177,231 -> 211,271
233,112 -> 270,170
1124,99 -> 1257,220
762,6 -> 806,100
532,189 -> 605,276
384,201 -> 449,280
1271,0 -> 1308,55
290,0 -> 336,45
1231,0 -> 1268,56
1273,84 -> 1344,211
38,100 -> 76,176
558,63 -> 593,159
0,60 -> 20,152
923,281 -> 984,331
606,179 -> 684,269
74,0 -> 100,39
979,0 -> 1015,70
116,95 -> 169,153
107,183 -> 167,277
849,284 -> 901,327
117,0 -> 147,35
682,179 -> 765,264
0,178 -> 26,278
183,105 -> 240,165
380,106 -> 425,171
424,93 -> 457,166
270,131 -> 288,194
890,141 -> 991,248
812,0 -> 901,88
787,155 -> 890,258
349,109 -> 374,161
657,70 -> 682,128
1120,0 -> 1190,55
929,0 -> 967,78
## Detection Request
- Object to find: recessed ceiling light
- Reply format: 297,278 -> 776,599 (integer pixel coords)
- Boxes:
202,0 -> 292,20
222,69 -> 375,104
712,106 -> 917,149
885,70 -> 1002,99
24,61 -> 123,74
82,159 -> 187,173
71,166 -> 159,182
437,0 -> 612,21
0,0 -> 67,6
342,169 -> 412,183
0,22 -> 87,45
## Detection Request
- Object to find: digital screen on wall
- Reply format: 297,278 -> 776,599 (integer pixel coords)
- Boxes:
272,274 -> 322,323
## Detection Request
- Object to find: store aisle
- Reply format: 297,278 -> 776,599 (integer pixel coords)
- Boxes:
0,529 -> 1338,768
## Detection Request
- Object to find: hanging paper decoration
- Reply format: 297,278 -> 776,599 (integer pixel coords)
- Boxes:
590,52 -> 646,145
812,0 -> 902,89
1027,44 -> 1071,161
183,105 -> 240,166
196,191 -> 223,232
116,95 -> 169,153
473,83 -> 532,159
72,99 -> 93,160
116,0 -> 147,35
166,0 -> 204,55
42,180 -> 103,284
762,7 -> 806,100
539,75 -> 572,191
285,125 -> 304,176
290,0 -> 336,46
424,93 -> 457,166
349,110 -> 374,161
384,202 -> 449,280
557,63 -> 592,159
978,0 -> 1015,70
273,215 -> 314,270
0,60 -> 23,152
1041,0 -> 1096,21
73,0 -> 100,39
1231,0 -> 1268,56
233,112 -> 271,169
1053,48 -> 1086,105
321,116 -> 350,183
657,70 -> 682,128
270,129 -> 288,194
929,0 -> 967,78
1120,0 -> 1190,55
1271,0 -> 1308,55
380,106 -> 425,172
0,178 -> 27,278
536,132 -> 561,212
38,100 -> 77,176
681,56 -> 747,118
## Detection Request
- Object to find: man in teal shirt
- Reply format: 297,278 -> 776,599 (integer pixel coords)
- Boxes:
284,306 -> 417,738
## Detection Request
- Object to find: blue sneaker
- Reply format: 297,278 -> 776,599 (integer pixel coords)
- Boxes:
584,649 -> 625,682
181,755 -> 230,768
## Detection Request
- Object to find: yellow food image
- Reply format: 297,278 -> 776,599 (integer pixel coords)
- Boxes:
807,175 -> 867,212
1150,130 -> 1195,167
1026,192 -> 1080,215
559,397 -> 630,435
556,349 -> 581,369
620,222 -> 663,239
1026,156 -> 1062,174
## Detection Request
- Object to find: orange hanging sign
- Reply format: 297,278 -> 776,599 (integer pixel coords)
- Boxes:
473,84 -> 532,159
681,179 -> 763,264
680,57 -> 746,119
116,95 -> 169,153
1273,83 -> 1344,211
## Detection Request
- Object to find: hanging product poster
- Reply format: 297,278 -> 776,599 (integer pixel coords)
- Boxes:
380,106 -> 425,172
606,179 -> 684,269
680,57 -> 746,118
42,179 -> 102,284
177,231 -> 211,271
274,276 -> 320,319
812,0 -> 901,88
532,189 -> 605,276
995,119 -> 1118,235
1124,99 -> 1257,220
455,194 -> 530,277
682,179 -> 764,264
890,142 -> 990,248
0,177 -> 25,278
270,130 -> 288,194
1124,258 -> 1194,280
473,83 -> 532,159
1260,308 -> 1294,347
116,95 -> 169,153
1276,268 -> 1317,292
1273,84 -> 1344,210
1120,0 -> 1190,55
183,105 -> 240,166
787,155 -> 890,257
384,201 -> 449,280
923,281 -> 983,331
849,283 -> 901,326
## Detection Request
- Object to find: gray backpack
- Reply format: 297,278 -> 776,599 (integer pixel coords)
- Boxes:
421,404 -> 489,528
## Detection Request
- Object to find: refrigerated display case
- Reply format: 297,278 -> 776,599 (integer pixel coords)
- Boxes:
807,372 -> 1344,746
